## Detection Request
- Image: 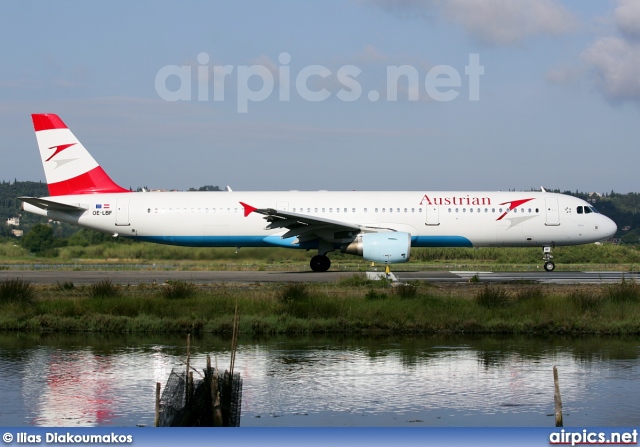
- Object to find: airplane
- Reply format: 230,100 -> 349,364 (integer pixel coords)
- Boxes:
20,114 -> 617,273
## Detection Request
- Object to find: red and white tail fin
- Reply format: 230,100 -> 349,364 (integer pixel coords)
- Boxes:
32,114 -> 129,196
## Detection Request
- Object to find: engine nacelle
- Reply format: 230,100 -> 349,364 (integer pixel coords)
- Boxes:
341,232 -> 411,264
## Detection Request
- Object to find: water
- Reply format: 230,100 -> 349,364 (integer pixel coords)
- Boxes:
1,333 -> 639,427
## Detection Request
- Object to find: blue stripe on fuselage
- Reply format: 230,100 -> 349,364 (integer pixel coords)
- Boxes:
132,235 -> 473,248
411,236 -> 473,247
133,235 -> 319,249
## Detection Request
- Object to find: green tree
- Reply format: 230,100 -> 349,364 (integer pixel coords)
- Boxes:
21,224 -> 54,254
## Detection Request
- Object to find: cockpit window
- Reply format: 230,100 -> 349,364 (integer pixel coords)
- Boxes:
578,205 -> 600,214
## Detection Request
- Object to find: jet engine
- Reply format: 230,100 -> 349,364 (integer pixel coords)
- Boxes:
341,232 -> 411,264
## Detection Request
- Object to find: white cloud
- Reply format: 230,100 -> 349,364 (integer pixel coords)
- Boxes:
614,0 -> 640,39
582,0 -> 640,104
582,36 -> 640,102
366,0 -> 577,45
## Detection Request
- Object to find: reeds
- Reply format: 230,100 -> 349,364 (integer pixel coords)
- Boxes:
2,279 -> 640,334
0,277 -> 35,304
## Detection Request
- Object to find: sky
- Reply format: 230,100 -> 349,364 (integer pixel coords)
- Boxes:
1,0 -> 639,193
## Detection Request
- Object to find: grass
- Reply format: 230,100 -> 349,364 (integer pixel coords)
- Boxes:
160,280 -> 197,300
3,241 -> 640,272
2,280 -> 640,334
89,278 -> 120,299
0,278 -> 35,304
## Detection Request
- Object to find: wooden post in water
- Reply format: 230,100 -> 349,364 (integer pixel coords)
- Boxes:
229,303 -> 239,381
154,382 -> 161,427
185,333 -> 191,406
553,366 -> 563,427
188,371 -> 194,408
207,355 -> 224,427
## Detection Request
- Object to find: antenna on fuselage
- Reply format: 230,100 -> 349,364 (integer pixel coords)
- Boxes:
541,186 -> 547,192
226,186 -> 233,192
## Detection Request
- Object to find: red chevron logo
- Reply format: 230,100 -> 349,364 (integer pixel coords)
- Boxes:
496,198 -> 534,221
46,143 -> 76,162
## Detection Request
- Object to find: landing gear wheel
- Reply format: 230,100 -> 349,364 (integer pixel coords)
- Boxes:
310,255 -> 331,272
544,261 -> 555,272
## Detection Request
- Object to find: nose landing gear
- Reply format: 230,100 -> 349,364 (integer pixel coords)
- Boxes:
543,245 -> 555,272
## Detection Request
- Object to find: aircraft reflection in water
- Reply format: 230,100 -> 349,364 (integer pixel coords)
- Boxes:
4,335 -> 640,427
21,114 -> 616,273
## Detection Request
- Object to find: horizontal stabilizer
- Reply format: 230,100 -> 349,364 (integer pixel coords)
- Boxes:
19,196 -> 87,212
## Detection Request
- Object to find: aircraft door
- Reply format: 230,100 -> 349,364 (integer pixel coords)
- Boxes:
116,198 -> 130,226
545,198 -> 560,226
425,205 -> 440,226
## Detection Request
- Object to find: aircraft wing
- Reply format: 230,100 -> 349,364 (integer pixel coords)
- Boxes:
19,197 -> 88,212
240,201 -> 368,244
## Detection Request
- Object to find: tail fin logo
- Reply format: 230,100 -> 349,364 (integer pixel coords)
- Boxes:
46,143 -> 76,162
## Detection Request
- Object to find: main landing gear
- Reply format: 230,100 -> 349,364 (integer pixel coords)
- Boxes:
310,255 -> 331,272
543,245 -> 555,272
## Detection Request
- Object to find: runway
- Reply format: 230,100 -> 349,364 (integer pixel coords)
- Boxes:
1,269 -> 638,285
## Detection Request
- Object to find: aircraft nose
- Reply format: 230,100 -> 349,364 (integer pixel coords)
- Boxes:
602,216 -> 617,239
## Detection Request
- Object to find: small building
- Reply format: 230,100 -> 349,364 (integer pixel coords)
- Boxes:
6,217 -> 19,226
11,229 -> 23,237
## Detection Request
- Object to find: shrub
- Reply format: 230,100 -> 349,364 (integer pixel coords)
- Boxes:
604,278 -> 640,303
89,278 -> 120,299
56,281 -> 75,291
568,289 -> 602,312
0,278 -> 35,304
393,283 -> 418,299
475,285 -> 511,308
514,285 -> 546,302
160,280 -> 196,300
365,289 -> 387,301
277,283 -> 309,303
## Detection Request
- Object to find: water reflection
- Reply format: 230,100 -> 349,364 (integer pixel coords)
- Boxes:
1,333 -> 640,427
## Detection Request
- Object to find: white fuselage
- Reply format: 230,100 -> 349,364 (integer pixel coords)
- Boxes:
23,190 -> 617,250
